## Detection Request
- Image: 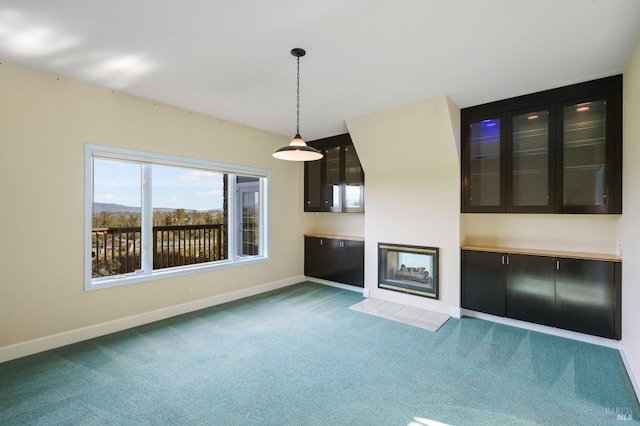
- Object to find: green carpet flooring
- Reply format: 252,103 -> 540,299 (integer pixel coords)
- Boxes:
1,281 -> 639,425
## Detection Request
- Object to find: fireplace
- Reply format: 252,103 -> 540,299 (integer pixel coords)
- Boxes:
378,243 -> 439,299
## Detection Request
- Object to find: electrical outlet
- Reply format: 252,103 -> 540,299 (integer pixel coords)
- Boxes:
187,284 -> 193,294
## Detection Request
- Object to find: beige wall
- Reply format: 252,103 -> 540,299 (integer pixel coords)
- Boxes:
621,38 -> 640,392
346,96 -> 461,315
463,214 -> 620,255
0,62 -> 310,348
306,212 -> 364,237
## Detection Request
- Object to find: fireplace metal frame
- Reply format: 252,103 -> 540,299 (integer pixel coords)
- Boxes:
378,242 -> 439,299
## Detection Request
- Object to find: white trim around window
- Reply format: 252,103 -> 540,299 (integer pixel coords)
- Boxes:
84,144 -> 270,291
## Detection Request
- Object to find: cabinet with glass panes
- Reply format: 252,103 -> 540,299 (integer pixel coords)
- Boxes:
461,75 -> 621,214
304,133 -> 364,213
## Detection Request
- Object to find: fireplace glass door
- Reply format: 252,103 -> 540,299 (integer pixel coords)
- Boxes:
378,243 -> 439,299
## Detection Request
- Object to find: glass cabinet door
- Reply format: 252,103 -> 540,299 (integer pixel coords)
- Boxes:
304,156 -> 322,211
561,99 -> 607,210
509,109 -> 553,211
323,146 -> 342,212
343,145 -> 364,212
467,118 -> 503,210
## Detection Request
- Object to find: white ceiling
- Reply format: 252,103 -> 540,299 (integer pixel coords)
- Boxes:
1,1 -> 639,141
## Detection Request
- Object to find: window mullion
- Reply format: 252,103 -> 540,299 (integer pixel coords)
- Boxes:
141,165 -> 154,273
227,174 -> 237,261
260,177 -> 268,258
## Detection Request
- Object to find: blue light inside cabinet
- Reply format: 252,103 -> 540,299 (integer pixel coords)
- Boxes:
470,118 -> 501,147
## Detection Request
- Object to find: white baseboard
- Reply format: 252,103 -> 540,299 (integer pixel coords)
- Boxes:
461,309 -> 621,349
304,276 -> 367,294
449,306 -> 462,319
0,276 -> 305,364
619,342 -> 640,401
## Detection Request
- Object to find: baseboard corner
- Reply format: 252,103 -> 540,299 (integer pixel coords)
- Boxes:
619,342 -> 640,401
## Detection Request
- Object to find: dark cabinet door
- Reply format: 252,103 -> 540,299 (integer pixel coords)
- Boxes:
505,254 -> 556,327
557,92 -> 621,213
322,238 -> 343,282
555,258 -> 617,339
343,145 -> 364,213
304,237 -> 364,287
339,240 -> 364,287
462,115 -> 506,212
507,107 -> 556,213
304,236 -> 324,278
323,146 -> 342,212
304,158 -> 323,212
461,250 -> 505,316
305,237 -> 339,281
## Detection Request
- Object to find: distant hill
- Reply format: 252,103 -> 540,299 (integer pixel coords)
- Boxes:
93,203 -> 221,214
93,203 -> 141,213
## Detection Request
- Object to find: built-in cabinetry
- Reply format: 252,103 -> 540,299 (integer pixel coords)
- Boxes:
304,235 -> 364,287
461,247 -> 621,339
461,75 -> 622,214
304,134 -> 364,213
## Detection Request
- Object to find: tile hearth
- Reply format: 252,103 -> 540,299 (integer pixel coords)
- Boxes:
348,298 -> 450,332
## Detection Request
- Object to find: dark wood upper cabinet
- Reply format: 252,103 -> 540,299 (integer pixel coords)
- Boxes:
304,133 -> 364,213
465,116 -> 506,212
462,75 -> 622,214
305,158 -> 322,211
507,106 -> 556,213
343,144 -> 365,213
557,94 -> 620,214
323,146 -> 342,212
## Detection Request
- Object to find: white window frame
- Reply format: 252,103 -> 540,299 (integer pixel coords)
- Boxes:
84,144 -> 270,291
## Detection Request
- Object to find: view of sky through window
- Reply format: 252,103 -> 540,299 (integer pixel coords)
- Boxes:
93,158 -> 224,211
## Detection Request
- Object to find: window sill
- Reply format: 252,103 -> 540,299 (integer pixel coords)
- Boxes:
85,255 -> 269,291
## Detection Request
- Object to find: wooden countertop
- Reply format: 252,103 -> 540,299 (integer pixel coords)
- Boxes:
305,233 -> 364,242
461,245 -> 622,262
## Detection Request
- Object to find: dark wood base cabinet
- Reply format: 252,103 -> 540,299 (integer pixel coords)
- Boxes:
506,254 -> 556,328
304,236 -> 364,287
555,259 -> 620,339
461,248 -> 621,340
461,250 -> 505,316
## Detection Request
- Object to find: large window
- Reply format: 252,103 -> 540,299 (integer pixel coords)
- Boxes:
85,145 -> 269,290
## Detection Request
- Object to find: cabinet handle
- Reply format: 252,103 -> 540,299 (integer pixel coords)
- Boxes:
502,255 -> 505,265
320,239 -> 323,246
556,260 -> 559,270
506,256 -> 509,265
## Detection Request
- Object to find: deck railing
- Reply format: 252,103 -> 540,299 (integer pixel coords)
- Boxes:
92,224 -> 224,278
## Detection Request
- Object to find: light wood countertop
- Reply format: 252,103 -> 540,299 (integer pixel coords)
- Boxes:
461,245 -> 621,262
305,233 -> 364,242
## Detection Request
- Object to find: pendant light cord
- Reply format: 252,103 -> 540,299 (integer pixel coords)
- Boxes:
296,54 -> 301,136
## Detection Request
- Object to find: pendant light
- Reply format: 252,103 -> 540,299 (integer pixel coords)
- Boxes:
273,48 -> 323,161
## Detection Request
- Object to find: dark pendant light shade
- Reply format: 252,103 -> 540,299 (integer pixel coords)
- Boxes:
273,48 -> 323,162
